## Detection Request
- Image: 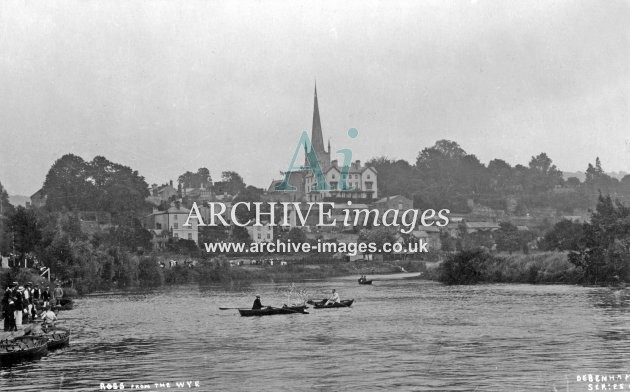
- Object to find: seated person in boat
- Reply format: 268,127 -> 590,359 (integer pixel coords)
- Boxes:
40,306 -> 58,327
23,322 -> 43,336
252,295 -> 264,310
324,289 -> 340,306
358,275 -> 367,283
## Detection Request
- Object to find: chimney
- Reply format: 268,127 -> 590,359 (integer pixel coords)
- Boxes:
355,160 -> 361,167
169,180 -> 173,187
331,159 -> 338,167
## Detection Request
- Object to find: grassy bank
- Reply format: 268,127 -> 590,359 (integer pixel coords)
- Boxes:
428,250 -> 584,285
168,258 -> 421,285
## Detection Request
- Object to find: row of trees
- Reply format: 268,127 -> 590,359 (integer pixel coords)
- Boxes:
43,154 -> 150,223
176,168 -> 246,196
368,140 -> 629,214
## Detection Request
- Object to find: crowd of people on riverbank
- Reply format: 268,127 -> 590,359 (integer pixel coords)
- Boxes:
2,281 -> 63,332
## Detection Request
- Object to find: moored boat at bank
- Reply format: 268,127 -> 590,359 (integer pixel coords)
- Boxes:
40,326 -> 71,350
0,336 -> 48,366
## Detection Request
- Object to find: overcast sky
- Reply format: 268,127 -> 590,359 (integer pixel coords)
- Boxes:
1,0 -> 628,195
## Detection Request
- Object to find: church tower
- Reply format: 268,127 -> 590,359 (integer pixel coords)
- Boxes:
306,84 -> 331,168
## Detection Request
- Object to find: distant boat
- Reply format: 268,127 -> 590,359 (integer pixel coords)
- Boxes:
358,279 -> 373,285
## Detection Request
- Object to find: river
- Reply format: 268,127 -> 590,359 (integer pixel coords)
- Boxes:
1,277 -> 629,391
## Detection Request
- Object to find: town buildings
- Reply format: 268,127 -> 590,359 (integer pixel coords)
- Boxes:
268,86 -> 378,203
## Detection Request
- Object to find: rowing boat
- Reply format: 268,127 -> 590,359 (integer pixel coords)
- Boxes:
40,326 -> 71,350
55,298 -> 74,311
310,299 -> 354,308
358,279 -> 373,285
238,305 -> 308,317
0,336 -> 48,366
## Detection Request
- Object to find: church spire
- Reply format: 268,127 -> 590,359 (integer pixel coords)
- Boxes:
311,83 -> 325,154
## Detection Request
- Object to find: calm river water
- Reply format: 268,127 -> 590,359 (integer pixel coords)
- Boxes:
1,277 -> 629,391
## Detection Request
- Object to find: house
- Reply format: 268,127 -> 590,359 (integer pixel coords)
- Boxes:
411,226 -> 442,251
372,195 -> 413,214
144,205 -> 199,246
30,189 -> 47,208
444,221 -> 500,237
245,222 -> 273,243
304,160 -> 378,202
146,181 -> 178,206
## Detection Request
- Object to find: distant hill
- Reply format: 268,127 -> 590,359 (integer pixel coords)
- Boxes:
8,194 -> 29,207
563,171 -> 628,182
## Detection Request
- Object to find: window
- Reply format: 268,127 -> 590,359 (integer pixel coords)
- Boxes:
367,174 -> 371,179
156,223 -> 162,230
173,223 -> 178,229
366,182 -> 373,190
257,233 -> 262,239
174,214 -> 178,220
188,233 -> 192,240
267,233 -> 271,239
174,233 -> 179,238
332,174 -> 336,179
330,181 -> 338,189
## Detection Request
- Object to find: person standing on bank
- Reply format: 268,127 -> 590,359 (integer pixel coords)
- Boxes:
32,284 -> 41,301
14,285 -> 24,328
2,282 -> 17,331
53,284 -> 64,306
23,282 -> 32,323
42,286 -> 50,308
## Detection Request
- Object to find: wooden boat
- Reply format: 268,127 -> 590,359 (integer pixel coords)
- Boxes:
0,336 -> 48,366
40,326 -> 70,350
54,298 -> 74,311
358,279 -> 373,285
238,305 -> 308,317
310,299 -> 354,308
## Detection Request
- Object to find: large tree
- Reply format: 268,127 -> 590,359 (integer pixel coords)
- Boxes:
0,180 -> 15,254
415,140 -> 488,212
7,206 -> 41,254
41,154 -> 150,220
568,195 -> 630,283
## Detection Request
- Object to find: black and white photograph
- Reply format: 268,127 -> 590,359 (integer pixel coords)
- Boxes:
0,1 -> 629,391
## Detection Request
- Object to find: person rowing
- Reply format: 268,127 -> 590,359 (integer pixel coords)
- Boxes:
324,289 -> 340,306
252,295 -> 266,310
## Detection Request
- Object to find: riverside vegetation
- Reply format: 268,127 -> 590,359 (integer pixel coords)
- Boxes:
1,141 -> 629,292
435,195 -> 630,285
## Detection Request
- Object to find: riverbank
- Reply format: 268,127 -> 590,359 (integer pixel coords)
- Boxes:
173,258 -> 427,285
426,250 -> 589,285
